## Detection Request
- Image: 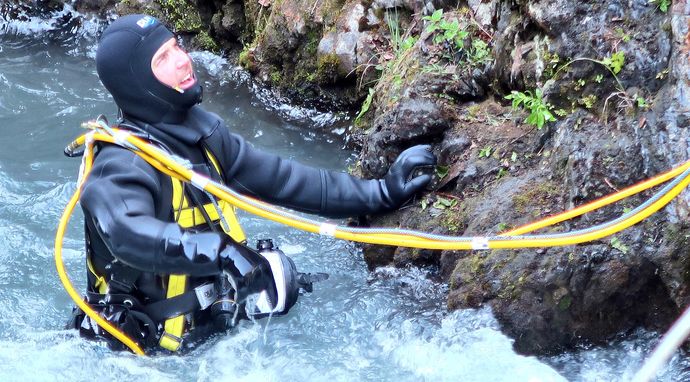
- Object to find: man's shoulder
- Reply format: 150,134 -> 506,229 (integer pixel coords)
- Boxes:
93,143 -> 157,174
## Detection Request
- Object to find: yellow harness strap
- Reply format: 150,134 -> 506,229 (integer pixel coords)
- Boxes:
86,256 -> 108,294
159,274 -> 186,351
159,149 -> 246,351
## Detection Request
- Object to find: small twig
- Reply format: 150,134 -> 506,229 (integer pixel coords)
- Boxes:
436,192 -> 463,201
466,8 -> 494,41
508,126 -> 537,145
603,91 -> 630,124
310,0 -> 320,16
604,177 -> 620,192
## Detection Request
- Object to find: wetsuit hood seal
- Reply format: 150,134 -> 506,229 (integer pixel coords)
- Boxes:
96,14 -> 202,124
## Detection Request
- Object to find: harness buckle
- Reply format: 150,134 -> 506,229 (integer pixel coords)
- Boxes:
194,283 -> 217,310
159,331 -> 183,351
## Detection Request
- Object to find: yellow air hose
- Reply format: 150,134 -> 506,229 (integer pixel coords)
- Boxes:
55,124 -> 690,355
503,161 -> 690,236
88,128 -> 690,250
55,134 -> 145,355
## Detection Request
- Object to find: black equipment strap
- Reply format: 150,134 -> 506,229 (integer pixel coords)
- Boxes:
85,290 -> 201,323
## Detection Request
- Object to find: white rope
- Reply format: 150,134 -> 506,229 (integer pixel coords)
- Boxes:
319,223 -> 337,237
470,236 -> 489,250
190,173 -> 210,189
631,304 -> 690,382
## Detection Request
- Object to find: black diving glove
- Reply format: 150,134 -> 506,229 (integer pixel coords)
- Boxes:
218,243 -> 278,305
382,145 -> 437,208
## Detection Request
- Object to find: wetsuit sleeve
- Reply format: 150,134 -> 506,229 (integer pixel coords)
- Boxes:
215,130 -> 395,218
80,146 -> 222,276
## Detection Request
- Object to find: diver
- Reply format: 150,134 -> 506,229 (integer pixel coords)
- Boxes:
69,14 -> 436,352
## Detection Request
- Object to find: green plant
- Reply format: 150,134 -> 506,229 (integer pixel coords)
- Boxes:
656,68 -> 670,80
578,94 -> 598,109
355,10 -> 418,124
388,12 -> 417,55
423,9 -> 468,50
238,47 -> 256,72
423,9 -> 444,30
550,53 -> 631,121
470,39 -> 491,64
614,28 -> 631,43
270,70 -> 282,83
479,146 -> 492,158
433,196 -> 457,209
542,51 -> 562,79
575,78 -> 586,90
611,237 -> 629,254
505,89 -> 556,129
602,51 -> 625,74
649,0 -> 671,12
496,168 -> 507,179
355,87 -> 375,125
435,165 -> 449,179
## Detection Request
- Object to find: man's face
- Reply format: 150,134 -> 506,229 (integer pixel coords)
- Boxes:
151,38 -> 197,92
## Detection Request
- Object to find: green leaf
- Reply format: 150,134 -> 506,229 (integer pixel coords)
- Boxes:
649,0 -> 671,12
433,197 -> 457,209
355,87 -> 375,124
421,199 -> 428,210
604,51 -> 625,74
401,37 -> 417,51
435,165 -> 449,179
511,152 -> 518,162
431,9 -> 443,22
610,237 -> 629,254
479,146 -> 492,158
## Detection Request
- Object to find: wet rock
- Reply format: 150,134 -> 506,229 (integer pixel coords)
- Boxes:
393,247 -> 440,267
360,95 -> 451,177
372,0 -> 425,13
73,0 -> 118,14
210,2 -> 245,40
316,2 -> 378,80
114,0 -> 160,18
362,244 -> 396,270
467,0 -> 497,29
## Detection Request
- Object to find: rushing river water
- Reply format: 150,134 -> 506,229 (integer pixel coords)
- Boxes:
0,8 -> 688,382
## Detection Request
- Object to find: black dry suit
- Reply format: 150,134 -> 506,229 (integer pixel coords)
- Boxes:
73,14 -> 435,352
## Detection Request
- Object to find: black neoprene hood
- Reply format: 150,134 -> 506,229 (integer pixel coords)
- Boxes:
96,14 -> 202,124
